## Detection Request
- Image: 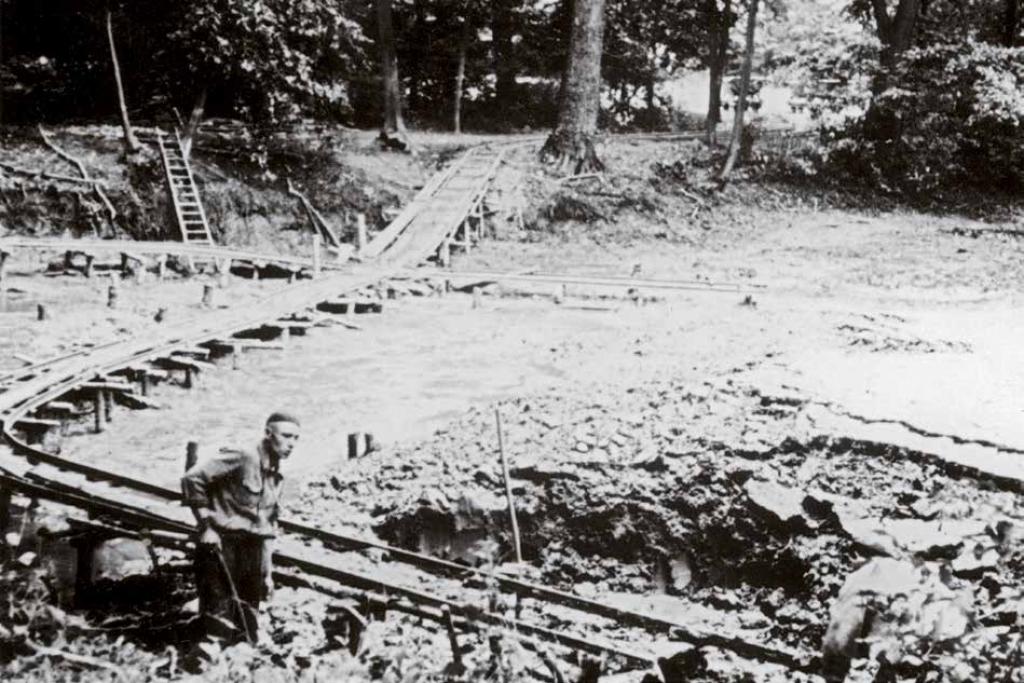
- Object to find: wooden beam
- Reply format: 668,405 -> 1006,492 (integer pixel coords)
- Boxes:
80,381 -> 135,393
14,417 -> 63,429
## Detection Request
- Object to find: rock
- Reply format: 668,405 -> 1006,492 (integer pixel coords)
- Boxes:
823,558 -> 975,679
452,488 -> 505,530
669,554 -> 692,592
657,647 -> 707,682
416,487 -> 449,511
511,462 -> 580,482
743,479 -> 812,533
90,537 -> 154,582
951,542 -> 999,578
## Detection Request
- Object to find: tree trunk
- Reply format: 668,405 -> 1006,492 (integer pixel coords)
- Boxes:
181,87 -> 207,159
453,21 -> 469,134
1006,0 -> 1021,46
705,0 -> 731,144
540,0 -> 608,173
718,0 -> 759,183
376,0 -> 407,145
492,0 -> 517,111
106,7 -> 139,154
870,0 -> 922,69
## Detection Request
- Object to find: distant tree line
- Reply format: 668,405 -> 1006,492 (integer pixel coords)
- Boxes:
2,0 -> 1021,184
0,0 -> 734,131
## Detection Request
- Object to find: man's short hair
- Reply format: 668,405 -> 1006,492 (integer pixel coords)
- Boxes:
266,411 -> 301,428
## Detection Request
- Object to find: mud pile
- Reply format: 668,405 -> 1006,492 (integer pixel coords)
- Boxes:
301,378 -> 1024,675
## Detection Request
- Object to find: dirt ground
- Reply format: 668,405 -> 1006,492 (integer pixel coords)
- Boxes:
3,134 -> 1024,681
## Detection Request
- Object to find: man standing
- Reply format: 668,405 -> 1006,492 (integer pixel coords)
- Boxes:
182,411 -> 300,642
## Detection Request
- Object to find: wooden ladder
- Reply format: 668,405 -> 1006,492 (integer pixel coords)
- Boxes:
158,131 -> 214,246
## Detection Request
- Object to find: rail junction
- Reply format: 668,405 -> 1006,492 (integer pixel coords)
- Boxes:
0,143 -> 809,681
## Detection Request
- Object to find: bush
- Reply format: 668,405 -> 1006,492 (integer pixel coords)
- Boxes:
795,39 -> 1024,198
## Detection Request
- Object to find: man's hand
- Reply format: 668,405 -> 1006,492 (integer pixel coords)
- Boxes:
199,526 -> 221,549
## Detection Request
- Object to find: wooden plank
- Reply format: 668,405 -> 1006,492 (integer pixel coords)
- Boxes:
79,381 -> 135,393
14,417 -> 63,428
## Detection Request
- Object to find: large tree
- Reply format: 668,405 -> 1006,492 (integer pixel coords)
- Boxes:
540,0 -> 608,172
718,0 -> 760,181
104,3 -> 139,153
867,0 -> 922,67
704,0 -> 734,142
376,0 -> 407,143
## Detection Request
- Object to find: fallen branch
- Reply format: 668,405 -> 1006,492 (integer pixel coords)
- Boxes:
558,172 -> 604,185
26,640 -> 125,673
94,185 -> 117,224
38,125 -> 117,229
0,163 -> 108,187
38,126 -> 91,180
678,187 -> 707,207
286,179 -> 342,249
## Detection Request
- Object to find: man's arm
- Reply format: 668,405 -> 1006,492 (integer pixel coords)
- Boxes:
181,448 -> 245,544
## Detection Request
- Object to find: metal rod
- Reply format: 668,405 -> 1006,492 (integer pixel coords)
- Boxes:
495,408 -> 523,563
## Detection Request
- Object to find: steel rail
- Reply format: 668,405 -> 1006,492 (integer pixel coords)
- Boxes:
0,237 -> 342,272
0,466 -> 655,671
2,380 -> 813,673
408,268 -> 767,294
0,267 -> 809,672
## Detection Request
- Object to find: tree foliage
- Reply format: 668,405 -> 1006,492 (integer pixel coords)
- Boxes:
791,1 -> 1024,196
174,0 -> 369,125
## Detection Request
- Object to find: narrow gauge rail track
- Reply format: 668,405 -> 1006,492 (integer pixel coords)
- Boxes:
0,237 -> 342,274
0,332 -> 816,679
0,145 -> 814,680
0,290 -> 815,679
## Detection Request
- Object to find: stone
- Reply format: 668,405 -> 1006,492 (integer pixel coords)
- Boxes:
511,462 -> 580,482
951,543 -> 1000,578
823,558 -> 974,678
669,554 -> 693,592
743,479 -> 812,533
90,537 -> 154,582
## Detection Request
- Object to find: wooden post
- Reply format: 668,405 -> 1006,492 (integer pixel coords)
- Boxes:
0,482 -> 10,534
134,262 -> 144,285
93,391 -> 104,433
103,387 -> 113,423
231,343 -> 241,370
538,649 -> 566,683
184,367 -> 193,389
439,240 -> 451,268
64,250 -> 74,272
107,283 -> 118,309
356,213 -> 368,253
139,371 -> 149,396
185,441 -> 199,471
157,256 -> 167,281
36,304 -> 48,321
202,284 -> 214,307
251,266 -> 259,281
219,259 -> 230,288
495,409 -> 523,563
312,234 -> 322,278
472,286 -> 481,309
0,250 -> 9,292
84,254 -> 95,278
120,253 -> 130,277
441,606 -> 463,669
